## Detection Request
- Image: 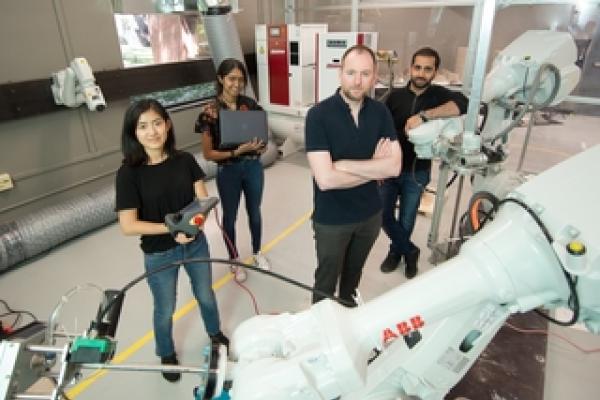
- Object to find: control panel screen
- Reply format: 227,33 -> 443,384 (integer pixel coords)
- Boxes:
326,39 -> 347,48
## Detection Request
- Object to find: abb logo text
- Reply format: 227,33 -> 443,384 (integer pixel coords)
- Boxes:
382,315 -> 425,346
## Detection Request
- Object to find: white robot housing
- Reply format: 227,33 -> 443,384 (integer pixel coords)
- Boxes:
51,58 -> 107,112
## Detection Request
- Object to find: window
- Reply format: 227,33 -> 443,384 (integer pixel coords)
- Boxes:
114,14 -> 210,68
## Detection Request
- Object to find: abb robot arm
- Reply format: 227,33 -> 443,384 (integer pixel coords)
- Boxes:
408,30 -> 580,165
219,30 -> 598,400
226,144 -> 600,400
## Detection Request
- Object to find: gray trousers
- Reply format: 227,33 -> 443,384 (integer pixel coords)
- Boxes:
311,211 -> 382,305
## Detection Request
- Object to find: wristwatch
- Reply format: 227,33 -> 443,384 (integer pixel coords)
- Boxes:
419,110 -> 429,122
230,150 -> 236,157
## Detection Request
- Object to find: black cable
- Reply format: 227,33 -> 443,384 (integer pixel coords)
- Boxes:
0,299 -> 38,329
445,172 -> 458,189
497,197 -> 580,326
409,157 -> 456,196
468,193 -> 580,326
462,192 -> 580,326
478,102 -> 489,134
96,258 -> 355,327
497,198 -> 552,243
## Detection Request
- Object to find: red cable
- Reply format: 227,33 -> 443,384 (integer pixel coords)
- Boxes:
212,207 -> 261,315
504,321 -> 600,354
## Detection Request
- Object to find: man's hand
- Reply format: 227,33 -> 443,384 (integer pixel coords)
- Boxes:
373,138 -> 392,159
405,114 -> 426,132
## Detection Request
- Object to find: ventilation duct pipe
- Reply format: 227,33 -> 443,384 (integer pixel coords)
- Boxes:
201,5 -> 256,99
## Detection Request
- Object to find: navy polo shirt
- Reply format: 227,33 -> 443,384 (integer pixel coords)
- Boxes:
305,90 -> 397,225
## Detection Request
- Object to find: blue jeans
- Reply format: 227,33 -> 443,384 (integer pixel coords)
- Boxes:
216,158 -> 264,258
143,233 -> 220,357
380,169 -> 431,257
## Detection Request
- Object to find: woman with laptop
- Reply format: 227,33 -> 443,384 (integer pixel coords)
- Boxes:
195,58 -> 270,282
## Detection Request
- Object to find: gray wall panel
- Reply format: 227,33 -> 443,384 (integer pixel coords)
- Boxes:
57,0 -> 123,69
1,1 -> 67,82
0,1 -> 129,223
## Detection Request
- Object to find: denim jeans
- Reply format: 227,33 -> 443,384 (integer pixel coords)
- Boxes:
216,158 -> 264,258
143,233 -> 220,357
380,169 -> 431,257
312,211 -> 382,304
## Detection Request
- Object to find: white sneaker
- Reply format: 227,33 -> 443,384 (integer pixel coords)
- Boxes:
253,252 -> 271,271
230,263 -> 247,283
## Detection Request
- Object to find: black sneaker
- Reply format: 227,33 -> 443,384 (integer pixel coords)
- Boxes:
160,354 -> 181,382
380,251 -> 402,273
210,331 -> 230,351
405,247 -> 420,279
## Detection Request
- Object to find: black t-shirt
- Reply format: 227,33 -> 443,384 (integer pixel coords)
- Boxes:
385,84 -> 469,172
305,91 -> 397,225
115,151 -> 205,253
194,95 -> 263,163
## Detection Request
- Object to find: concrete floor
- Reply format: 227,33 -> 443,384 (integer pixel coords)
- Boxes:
1,112 -> 600,399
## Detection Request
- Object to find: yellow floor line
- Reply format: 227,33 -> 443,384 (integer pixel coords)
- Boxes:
66,209 -> 312,398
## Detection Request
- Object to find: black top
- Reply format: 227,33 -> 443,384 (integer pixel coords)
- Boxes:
385,84 -> 469,172
195,95 -> 263,164
115,151 -> 205,253
305,90 -> 397,225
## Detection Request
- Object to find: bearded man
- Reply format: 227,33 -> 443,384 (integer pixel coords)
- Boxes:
380,47 -> 469,278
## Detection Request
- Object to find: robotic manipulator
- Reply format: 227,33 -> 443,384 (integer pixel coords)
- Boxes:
213,30 -> 598,400
2,31 -> 599,400
408,30 -> 581,180
51,57 -> 107,112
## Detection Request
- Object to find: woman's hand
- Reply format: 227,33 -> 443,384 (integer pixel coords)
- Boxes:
201,102 -> 218,120
235,138 -> 265,155
174,232 -> 195,244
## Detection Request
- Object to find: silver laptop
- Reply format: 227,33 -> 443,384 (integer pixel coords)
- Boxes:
218,109 -> 268,149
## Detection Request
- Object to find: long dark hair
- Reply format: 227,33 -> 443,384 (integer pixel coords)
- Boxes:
121,98 -> 176,167
215,58 -> 247,96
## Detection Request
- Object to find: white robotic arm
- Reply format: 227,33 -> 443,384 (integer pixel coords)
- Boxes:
479,30 -> 580,143
217,30 -> 597,400
3,147 -> 597,400
225,144 -> 600,400
407,30 -> 580,162
51,58 -> 107,112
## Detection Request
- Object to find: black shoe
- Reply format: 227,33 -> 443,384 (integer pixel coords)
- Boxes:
210,331 -> 230,351
405,247 -> 420,279
160,354 -> 181,382
380,251 -> 402,273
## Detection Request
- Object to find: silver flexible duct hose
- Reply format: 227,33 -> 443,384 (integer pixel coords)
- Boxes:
0,185 -> 116,271
0,151 -> 278,272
